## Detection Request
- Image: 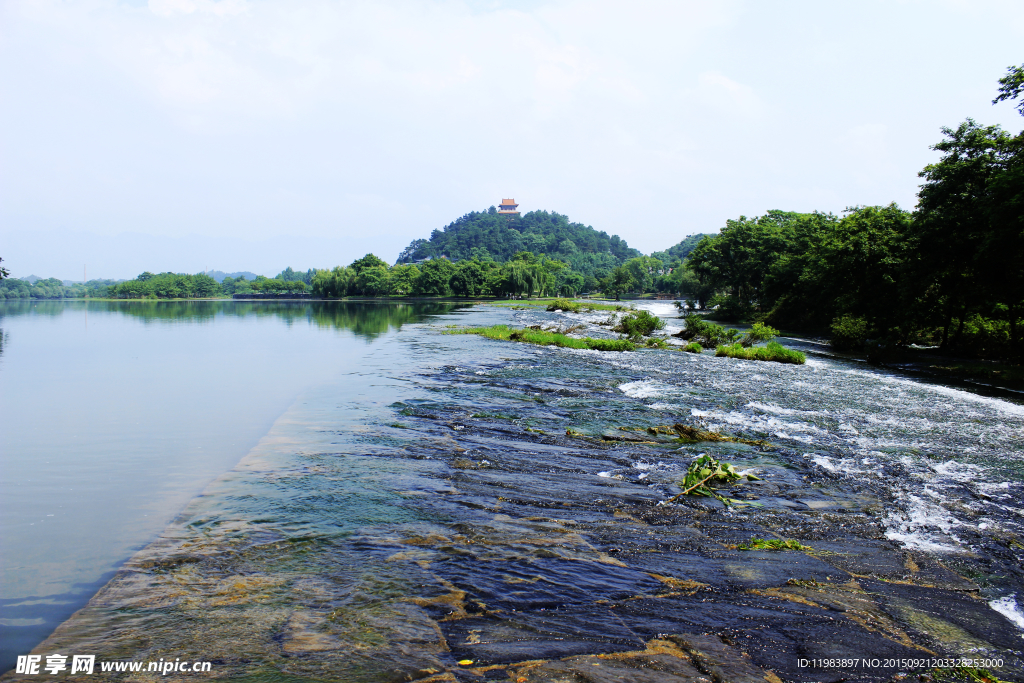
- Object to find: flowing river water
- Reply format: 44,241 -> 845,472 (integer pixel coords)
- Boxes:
1,300 -> 1022,682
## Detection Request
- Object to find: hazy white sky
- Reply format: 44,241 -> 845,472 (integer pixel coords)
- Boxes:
2,0 -> 1023,279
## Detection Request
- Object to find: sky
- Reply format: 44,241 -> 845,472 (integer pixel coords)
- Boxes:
1,0 -> 1023,280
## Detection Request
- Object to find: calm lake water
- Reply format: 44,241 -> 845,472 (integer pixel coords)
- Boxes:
0,300 -> 456,671
2,299 -> 1023,681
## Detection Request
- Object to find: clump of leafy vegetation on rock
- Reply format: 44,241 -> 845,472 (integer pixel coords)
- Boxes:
683,342 -> 703,354
663,454 -> 762,506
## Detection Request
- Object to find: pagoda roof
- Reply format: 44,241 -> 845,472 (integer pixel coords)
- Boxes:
500,198 -> 518,206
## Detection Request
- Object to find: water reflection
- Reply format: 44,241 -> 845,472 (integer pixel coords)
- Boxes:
0,300 -> 459,340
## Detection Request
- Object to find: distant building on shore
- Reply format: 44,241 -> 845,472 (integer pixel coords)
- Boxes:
498,198 -> 520,217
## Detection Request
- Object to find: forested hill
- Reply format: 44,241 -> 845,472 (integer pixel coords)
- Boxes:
651,233 -> 716,265
396,208 -> 641,278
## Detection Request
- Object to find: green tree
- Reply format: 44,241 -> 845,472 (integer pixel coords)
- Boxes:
912,120 -> 1012,351
194,272 -> 220,297
993,63 -> 1024,117
311,266 -> 355,297
451,260 -> 485,296
355,265 -> 389,296
413,258 -> 455,296
387,264 -> 420,295
350,253 -> 389,274
556,270 -> 585,296
623,255 -> 663,293
600,266 -> 635,301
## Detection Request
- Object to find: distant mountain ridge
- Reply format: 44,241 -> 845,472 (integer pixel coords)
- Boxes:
206,270 -> 260,283
396,207 -> 641,278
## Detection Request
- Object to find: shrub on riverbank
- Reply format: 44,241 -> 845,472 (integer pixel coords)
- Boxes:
448,325 -> 635,351
683,342 -> 703,354
715,341 -> 806,364
830,315 -> 869,351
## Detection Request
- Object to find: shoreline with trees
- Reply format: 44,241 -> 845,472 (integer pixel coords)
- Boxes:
3,65 -> 1020,368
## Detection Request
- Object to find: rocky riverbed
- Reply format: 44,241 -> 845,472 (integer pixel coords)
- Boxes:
9,303 -> 1023,683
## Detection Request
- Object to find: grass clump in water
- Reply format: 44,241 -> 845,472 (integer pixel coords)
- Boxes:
683,342 -> 703,354
449,324 -> 635,351
545,298 -> 631,313
642,336 -> 670,349
613,309 -> 666,338
715,341 -> 806,364
737,538 -> 811,551
547,298 -> 583,312
674,314 -> 741,346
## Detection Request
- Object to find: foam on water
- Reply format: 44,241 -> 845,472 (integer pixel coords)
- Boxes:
929,459 -> 986,483
989,595 -> 1024,635
884,493 -> 964,553
512,304 -> 1024,556
618,380 -> 671,399
635,301 -> 680,317
746,401 -> 827,418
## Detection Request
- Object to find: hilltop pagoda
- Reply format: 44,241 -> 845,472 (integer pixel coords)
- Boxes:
497,198 -> 520,217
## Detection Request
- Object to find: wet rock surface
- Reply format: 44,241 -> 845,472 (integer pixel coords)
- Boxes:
7,305 -> 1023,682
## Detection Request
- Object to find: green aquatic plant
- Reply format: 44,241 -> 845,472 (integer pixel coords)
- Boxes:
613,309 -> 666,338
683,342 -> 703,354
737,538 -> 810,551
447,324 -> 635,351
715,341 -> 806,364
663,454 -> 761,506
